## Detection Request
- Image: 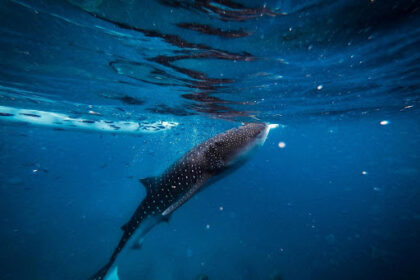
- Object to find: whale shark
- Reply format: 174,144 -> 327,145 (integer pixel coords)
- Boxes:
89,122 -> 278,280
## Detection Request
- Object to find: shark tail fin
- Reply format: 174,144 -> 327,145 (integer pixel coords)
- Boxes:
105,266 -> 119,280
89,264 -> 119,280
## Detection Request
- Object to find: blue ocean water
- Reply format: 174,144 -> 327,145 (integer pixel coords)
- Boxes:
0,0 -> 419,279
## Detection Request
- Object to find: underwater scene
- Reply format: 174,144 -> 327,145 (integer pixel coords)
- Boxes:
0,0 -> 419,279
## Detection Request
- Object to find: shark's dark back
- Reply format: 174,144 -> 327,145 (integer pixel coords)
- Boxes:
183,122 -> 267,173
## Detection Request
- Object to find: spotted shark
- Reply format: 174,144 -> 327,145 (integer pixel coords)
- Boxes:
89,122 -> 278,280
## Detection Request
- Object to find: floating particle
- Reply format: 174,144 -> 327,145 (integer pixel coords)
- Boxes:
219,206 -> 224,211
362,171 -> 368,175
278,142 -> 286,149
317,85 -> 323,90
32,169 -> 38,173
205,224 -> 210,229
380,120 -> 389,126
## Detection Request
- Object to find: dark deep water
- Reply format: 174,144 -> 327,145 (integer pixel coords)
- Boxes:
0,0 -> 419,279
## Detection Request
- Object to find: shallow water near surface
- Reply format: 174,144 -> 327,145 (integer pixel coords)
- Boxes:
0,0 -> 419,279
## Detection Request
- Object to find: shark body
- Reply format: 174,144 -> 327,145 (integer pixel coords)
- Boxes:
90,123 -> 275,280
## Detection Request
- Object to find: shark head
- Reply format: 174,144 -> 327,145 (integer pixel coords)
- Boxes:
230,122 -> 278,148
204,122 -> 277,170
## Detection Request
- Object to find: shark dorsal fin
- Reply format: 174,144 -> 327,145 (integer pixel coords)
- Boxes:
139,176 -> 158,194
121,222 -> 129,231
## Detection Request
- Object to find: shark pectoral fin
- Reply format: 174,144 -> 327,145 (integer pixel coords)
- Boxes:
162,175 -> 210,216
162,215 -> 170,223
